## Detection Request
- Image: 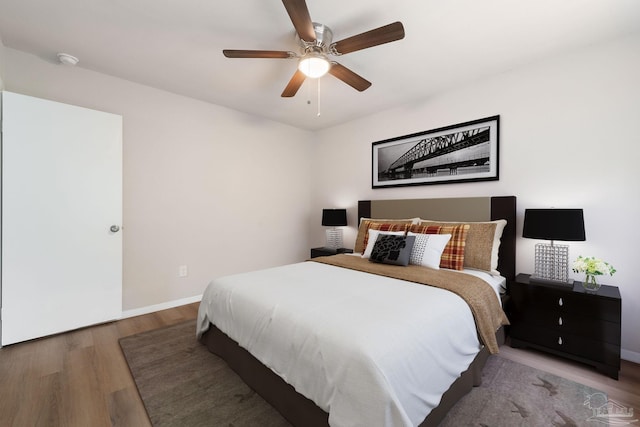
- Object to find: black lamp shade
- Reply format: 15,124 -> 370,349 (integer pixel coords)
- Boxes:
322,209 -> 347,227
523,209 -> 586,241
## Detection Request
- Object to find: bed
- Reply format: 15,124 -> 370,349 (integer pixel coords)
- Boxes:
198,196 -> 516,427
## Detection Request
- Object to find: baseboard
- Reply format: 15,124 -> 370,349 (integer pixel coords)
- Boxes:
121,294 -> 202,319
621,348 -> 640,364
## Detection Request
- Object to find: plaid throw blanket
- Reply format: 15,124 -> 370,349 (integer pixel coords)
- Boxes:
311,254 -> 509,354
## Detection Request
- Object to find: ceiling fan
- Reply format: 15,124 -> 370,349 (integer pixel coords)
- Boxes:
223,0 -> 405,97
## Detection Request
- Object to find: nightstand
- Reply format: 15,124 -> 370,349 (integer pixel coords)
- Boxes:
310,247 -> 354,258
509,273 -> 621,379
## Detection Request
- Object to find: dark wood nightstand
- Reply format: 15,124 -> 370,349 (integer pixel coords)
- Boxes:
310,247 -> 354,258
509,273 -> 621,379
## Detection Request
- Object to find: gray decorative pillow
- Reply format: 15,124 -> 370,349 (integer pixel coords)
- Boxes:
369,234 -> 416,266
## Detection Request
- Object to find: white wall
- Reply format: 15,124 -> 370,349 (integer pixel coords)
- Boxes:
2,47 -> 313,311
311,34 -> 640,361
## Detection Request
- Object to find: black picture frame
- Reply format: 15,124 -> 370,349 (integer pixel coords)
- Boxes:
372,115 -> 500,188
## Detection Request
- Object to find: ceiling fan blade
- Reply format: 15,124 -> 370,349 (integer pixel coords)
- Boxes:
281,0 -> 316,43
223,50 -> 294,59
331,21 -> 405,55
329,62 -> 372,92
281,70 -> 307,97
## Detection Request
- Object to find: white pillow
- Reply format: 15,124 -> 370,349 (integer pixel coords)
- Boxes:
362,229 -> 406,259
407,232 -> 452,269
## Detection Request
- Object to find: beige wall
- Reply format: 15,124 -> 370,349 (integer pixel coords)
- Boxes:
0,37 -> 5,90
310,34 -> 640,361
2,47 -> 313,311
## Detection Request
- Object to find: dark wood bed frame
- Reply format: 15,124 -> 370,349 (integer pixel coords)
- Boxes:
201,196 -> 516,427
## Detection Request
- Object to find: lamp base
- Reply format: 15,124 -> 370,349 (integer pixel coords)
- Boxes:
325,228 -> 343,249
532,242 -> 572,284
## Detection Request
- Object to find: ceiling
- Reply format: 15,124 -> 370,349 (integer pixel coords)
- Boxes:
1,0 -> 639,131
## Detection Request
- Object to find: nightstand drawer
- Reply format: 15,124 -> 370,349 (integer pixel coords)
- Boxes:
510,282 -> 620,323
511,310 -> 621,345
511,324 -> 621,367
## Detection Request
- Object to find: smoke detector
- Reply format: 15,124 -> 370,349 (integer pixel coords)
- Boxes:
57,53 -> 79,66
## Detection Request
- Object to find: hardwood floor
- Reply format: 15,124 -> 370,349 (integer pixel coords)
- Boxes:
0,302 -> 638,426
0,302 -> 199,427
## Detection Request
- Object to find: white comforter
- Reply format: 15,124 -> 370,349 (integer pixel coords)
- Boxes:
197,261 -> 484,427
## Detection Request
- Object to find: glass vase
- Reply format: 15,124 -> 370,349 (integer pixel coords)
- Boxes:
583,274 -> 601,291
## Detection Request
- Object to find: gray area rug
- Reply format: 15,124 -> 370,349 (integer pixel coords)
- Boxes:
440,355 -> 608,426
120,320 -> 608,427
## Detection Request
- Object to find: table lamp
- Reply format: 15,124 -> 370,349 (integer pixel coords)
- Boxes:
523,208 -> 585,285
322,209 -> 347,249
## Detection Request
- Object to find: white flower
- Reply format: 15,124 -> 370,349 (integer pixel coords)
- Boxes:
572,256 -> 616,276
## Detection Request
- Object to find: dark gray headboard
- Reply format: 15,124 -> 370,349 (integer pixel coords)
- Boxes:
357,196 -> 516,281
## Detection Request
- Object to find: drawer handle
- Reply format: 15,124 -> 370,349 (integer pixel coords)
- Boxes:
558,298 -> 563,306
558,317 -> 563,326
558,337 -> 563,345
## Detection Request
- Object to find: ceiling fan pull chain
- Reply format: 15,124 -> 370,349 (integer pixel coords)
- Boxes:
317,78 -> 321,117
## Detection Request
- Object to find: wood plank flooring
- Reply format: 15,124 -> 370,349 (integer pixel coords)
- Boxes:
0,302 -> 638,426
0,303 -> 198,427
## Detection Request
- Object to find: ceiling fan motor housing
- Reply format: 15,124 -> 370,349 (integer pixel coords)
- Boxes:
301,22 -> 333,53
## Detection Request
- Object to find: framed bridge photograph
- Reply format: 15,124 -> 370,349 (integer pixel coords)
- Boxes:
372,115 -> 500,188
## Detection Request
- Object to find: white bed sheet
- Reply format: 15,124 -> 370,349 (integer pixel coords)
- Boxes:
197,261 -> 488,427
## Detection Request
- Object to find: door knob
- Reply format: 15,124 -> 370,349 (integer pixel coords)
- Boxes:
110,225 -> 120,233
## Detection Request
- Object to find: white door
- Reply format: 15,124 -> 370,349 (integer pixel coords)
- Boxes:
1,91 -> 122,346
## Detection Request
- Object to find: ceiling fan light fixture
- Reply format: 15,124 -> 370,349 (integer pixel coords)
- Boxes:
298,52 -> 330,78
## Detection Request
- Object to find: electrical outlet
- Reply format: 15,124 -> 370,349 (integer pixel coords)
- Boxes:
178,265 -> 188,278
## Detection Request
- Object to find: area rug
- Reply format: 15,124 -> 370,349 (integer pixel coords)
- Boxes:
439,355 -> 609,426
120,320 -> 608,427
